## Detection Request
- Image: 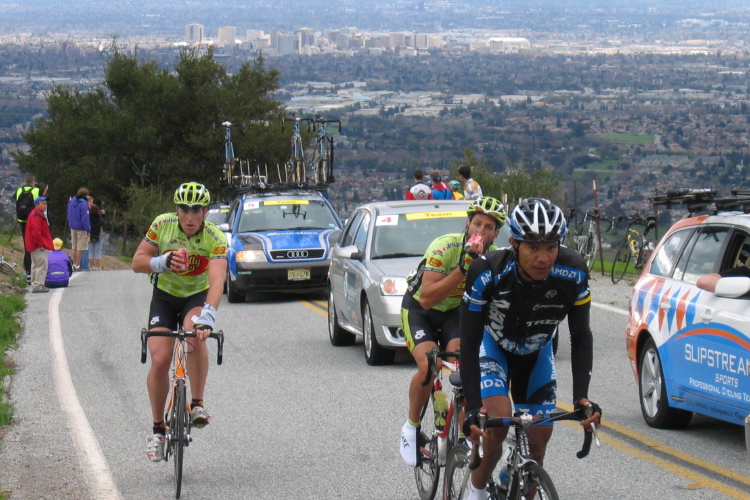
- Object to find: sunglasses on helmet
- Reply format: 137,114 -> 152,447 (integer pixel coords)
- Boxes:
473,205 -> 504,220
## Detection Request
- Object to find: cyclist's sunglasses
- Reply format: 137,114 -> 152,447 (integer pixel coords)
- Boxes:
177,204 -> 205,212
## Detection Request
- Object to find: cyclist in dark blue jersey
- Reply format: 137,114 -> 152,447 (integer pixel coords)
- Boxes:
459,198 -> 601,500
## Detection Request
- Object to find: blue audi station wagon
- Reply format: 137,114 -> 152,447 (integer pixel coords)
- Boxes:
224,189 -> 342,302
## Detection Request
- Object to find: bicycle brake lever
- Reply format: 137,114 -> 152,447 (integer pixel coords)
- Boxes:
589,422 -> 601,447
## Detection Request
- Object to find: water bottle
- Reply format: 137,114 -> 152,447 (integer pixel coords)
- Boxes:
497,433 -> 516,496
433,390 -> 449,429
464,233 -> 483,253
498,465 -> 511,496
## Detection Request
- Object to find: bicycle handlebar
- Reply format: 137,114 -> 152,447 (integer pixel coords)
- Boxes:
140,328 -> 224,365
420,347 -> 460,387
468,408 -> 600,470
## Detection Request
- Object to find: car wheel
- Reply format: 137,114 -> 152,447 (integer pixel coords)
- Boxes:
226,270 -> 245,303
639,338 -> 692,429
328,288 -> 355,346
363,299 -> 395,366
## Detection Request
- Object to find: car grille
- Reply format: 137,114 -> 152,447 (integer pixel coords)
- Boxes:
269,249 -> 326,261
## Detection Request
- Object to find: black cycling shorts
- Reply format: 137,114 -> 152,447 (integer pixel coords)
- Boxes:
401,293 -> 460,352
147,286 -> 207,330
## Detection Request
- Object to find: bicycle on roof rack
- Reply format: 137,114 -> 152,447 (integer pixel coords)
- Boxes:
281,112 -> 314,187
610,213 -> 657,284
311,114 -> 341,186
650,188 -> 750,217
214,121 -> 245,188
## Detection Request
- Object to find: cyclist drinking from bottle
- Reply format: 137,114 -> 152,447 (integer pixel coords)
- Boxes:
132,182 -> 227,462
459,198 -> 601,500
399,197 -> 507,466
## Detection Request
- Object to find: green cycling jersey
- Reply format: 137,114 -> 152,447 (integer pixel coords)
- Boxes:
405,233 -> 497,312
144,212 -> 227,298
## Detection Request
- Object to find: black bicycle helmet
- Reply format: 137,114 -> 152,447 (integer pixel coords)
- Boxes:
509,198 -> 567,243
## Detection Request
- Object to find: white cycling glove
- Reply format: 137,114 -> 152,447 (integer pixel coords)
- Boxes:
149,252 -> 174,273
192,303 -> 217,331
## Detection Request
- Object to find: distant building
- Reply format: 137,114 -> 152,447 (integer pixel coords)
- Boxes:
489,37 -> 531,53
277,33 -> 301,55
185,24 -> 204,45
217,26 -> 237,47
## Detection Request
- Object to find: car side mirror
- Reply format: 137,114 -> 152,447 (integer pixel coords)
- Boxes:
714,277 -> 750,298
218,223 -> 230,232
335,244 -> 362,261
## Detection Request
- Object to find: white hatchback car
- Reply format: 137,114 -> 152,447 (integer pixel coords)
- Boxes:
626,201 -> 750,440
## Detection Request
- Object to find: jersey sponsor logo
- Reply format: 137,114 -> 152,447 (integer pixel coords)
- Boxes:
212,245 -> 227,256
428,257 -> 443,268
544,290 -> 557,299
533,304 -> 565,311
414,329 -> 426,340
146,229 -> 158,241
526,319 -> 561,327
150,315 -> 160,325
487,299 -> 510,331
550,266 -> 585,282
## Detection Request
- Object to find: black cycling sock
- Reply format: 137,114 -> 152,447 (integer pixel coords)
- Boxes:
153,421 -> 166,435
191,399 -> 204,410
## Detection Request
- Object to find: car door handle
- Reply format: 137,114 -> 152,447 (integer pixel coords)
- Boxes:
660,301 -> 670,310
700,310 -> 713,322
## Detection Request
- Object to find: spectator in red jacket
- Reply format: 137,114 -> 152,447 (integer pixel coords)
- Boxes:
405,170 -> 433,200
25,196 -> 54,293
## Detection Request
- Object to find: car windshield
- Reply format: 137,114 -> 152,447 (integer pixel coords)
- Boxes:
371,211 -> 469,259
238,199 -> 339,232
206,206 -> 229,225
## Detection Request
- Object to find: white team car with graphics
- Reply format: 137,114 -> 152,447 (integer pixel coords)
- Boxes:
626,193 -> 750,447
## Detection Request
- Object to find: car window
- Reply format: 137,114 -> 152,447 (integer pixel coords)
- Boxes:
340,211 -> 365,247
676,227 -> 728,283
649,228 -> 694,278
238,199 -> 339,232
353,212 -> 371,253
726,231 -> 750,269
206,205 -> 229,225
371,212 -> 468,258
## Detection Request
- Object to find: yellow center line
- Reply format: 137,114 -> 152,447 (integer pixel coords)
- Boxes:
556,402 -> 750,498
299,300 -> 326,315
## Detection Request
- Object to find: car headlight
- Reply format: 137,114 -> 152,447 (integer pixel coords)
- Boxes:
380,276 -> 408,296
236,250 -> 267,263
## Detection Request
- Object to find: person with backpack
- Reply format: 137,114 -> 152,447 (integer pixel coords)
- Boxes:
429,172 -> 454,200
15,173 -> 41,283
66,187 -> 91,271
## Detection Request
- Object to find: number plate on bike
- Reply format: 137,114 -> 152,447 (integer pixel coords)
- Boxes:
288,269 -> 311,281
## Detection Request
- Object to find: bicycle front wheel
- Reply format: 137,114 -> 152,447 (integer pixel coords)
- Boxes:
173,379 -> 188,499
443,443 -> 472,500
610,241 -> 631,284
415,395 -> 440,500
510,463 -> 558,500
0,261 -> 14,276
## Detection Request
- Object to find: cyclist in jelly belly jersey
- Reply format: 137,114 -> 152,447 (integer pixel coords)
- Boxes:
399,197 -> 507,467
132,182 -> 227,462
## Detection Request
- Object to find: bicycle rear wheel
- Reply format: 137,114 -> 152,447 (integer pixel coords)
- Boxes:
0,261 -> 14,276
415,394 -> 440,500
509,463 -> 558,500
443,443 -> 471,500
610,241 -> 631,284
172,379 -> 188,499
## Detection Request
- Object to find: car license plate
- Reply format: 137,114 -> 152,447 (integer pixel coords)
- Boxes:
288,269 -> 311,281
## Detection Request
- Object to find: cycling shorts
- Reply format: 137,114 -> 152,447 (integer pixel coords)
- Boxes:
401,293 -> 460,352
147,286 -> 207,330
479,330 -> 557,425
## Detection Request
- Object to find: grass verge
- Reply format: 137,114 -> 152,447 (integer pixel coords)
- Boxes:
0,292 -> 23,427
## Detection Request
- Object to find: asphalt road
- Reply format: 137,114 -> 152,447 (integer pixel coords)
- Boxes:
1,270 -> 749,499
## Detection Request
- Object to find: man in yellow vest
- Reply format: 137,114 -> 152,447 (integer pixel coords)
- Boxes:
15,173 -> 41,283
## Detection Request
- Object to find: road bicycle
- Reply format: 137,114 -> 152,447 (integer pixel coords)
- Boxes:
140,328 -> 224,499
565,209 -> 612,272
311,114 -> 341,185
610,213 -> 657,284
0,255 -> 16,276
281,112 -> 314,186
215,121 -> 244,188
415,348 -> 463,500
443,407 -> 600,500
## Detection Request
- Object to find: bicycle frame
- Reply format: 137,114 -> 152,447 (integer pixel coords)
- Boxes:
311,115 -> 341,185
282,112 -> 314,185
611,214 -> 656,284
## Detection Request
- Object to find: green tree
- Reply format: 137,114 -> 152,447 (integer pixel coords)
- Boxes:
13,45 -> 285,229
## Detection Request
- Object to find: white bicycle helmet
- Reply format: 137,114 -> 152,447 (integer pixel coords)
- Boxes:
509,198 -> 567,243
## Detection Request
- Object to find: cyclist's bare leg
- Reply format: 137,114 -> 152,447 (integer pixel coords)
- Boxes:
470,394 -> 512,490
184,308 -> 210,401
408,341 -> 439,423
526,424 -> 553,466
147,334 -> 175,422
